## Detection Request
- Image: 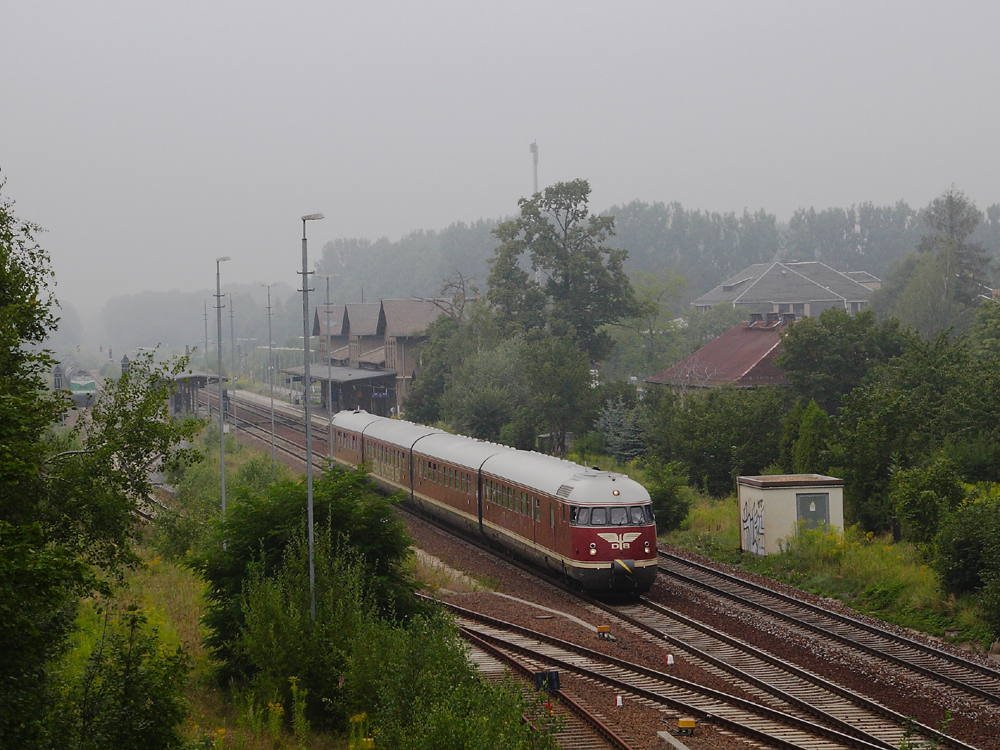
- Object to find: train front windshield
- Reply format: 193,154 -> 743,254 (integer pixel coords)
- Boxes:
570,505 -> 654,526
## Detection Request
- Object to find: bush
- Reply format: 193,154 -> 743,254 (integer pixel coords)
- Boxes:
192,464 -> 417,681
791,400 -> 829,474
934,484 -> 1000,597
641,457 -> 692,533
50,606 -> 190,750
890,455 -> 964,545
238,519 -> 559,748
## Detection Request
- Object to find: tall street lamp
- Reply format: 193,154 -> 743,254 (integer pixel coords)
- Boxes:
228,292 -> 238,449
261,283 -> 277,469
317,273 -> 340,458
300,212 -> 323,624
215,256 -> 231,548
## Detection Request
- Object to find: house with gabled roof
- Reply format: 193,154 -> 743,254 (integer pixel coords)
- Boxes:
693,261 -> 877,318
345,302 -> 384,368
378,298 -> 451,405
645,313 -> 790,390
312,304 -> 349,365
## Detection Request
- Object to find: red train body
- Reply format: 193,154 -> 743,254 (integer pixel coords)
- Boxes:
331,410 -> 658,593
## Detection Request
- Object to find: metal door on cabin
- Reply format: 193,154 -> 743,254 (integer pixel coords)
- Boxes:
796,493 -> 829,530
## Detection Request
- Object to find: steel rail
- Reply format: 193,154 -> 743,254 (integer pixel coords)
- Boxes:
445,601 -> 887,750
461,628 -> 637,750
439,601 -> 887,750
658,551 -> 1000,707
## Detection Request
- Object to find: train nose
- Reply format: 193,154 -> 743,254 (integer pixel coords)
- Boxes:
612,559 -> 636,577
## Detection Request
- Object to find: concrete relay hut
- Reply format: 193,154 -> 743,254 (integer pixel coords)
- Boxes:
737,474 -> 844,556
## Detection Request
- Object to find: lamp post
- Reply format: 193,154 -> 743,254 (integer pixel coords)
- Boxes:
261,283 -> 277,469
228,292 -> 238,448
300,212 -> 324,624
215,256 -> 231,548
317,273 -> 340,458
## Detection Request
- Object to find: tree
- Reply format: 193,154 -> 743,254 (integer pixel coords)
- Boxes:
791,400 -> 830,474
522,335 -> 593,454
596,397 -> 646,462
648,386 -> 788,497
873,188 -> 991,338
0,176 -> 199,746
604,269 -> 685,379
641,457 -> 691,533
889,455 -> 963,545
966,300 -> 1000,360
488,180 -> 640,361
775,308 -> 915,412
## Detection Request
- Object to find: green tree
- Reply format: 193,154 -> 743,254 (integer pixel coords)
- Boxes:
0,176 -> 198,747
604,269 -> 685,379
596,397 -> 646,462
778,400 -> 806,473
966,299 -> 1000,359
648,386 -> 788,497
641,457 -> 691,532
889,455 -> 963,545
791,400 -> 830,474
775,309 -> 915,412
934,484 -> 1000,601
193,465 -> 416,681
488,180 -> 640,361
523,335 -> 593,454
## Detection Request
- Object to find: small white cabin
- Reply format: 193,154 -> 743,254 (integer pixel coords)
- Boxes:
737,474 -> 844,556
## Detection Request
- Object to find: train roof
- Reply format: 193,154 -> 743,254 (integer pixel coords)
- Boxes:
332,409 -> 384,434
415,433 -> 515,470
481,451 -> 650,506
334,410 -> 651,506
363,416 -> 444,447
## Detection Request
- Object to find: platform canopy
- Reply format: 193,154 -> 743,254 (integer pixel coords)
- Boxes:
281,364 -> 396,384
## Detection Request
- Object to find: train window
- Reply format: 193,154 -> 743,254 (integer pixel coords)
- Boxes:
534,497 -> 540,522
576,507 -> 590,525
569,506 -> 578,524
590,507 -> 608,525
549,504 -> 555,528
645,505 -> 654,523
610,507 -> 629,526
630,506 -> 645,525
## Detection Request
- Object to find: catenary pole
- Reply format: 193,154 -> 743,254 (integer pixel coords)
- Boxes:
261,283 -> 276,468
215,257 -> 231,548
300,213 -> 323,624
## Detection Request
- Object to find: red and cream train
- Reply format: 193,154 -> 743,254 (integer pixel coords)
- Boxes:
331,409 -> 658,593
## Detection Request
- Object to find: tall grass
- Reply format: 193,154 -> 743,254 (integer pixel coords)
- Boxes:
665,493 -> 994,647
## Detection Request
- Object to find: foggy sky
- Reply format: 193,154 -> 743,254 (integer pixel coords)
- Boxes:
3,1 -> 998,312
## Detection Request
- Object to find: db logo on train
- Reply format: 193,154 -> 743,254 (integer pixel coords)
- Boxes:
597,532 -> 642,550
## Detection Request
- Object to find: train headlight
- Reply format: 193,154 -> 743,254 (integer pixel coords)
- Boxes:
613,489 -> 620,496
590,542 -> 597,556
645,541 -> 650,552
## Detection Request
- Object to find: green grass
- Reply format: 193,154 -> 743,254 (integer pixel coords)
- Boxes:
664,493 -> 995,650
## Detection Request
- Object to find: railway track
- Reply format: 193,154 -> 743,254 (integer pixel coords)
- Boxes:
445,599 -> 896,750
463,627 -> 636,750
657,551 -> 1000,709
201,392 -> 990,748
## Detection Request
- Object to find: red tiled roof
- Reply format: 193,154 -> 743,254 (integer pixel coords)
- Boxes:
645,321 -> 789,388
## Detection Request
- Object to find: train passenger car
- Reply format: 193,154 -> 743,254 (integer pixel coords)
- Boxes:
330,409 -> 658,593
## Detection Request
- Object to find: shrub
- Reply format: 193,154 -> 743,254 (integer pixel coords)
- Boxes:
934,484 -> 1000,597
890,455 -> 964,545
791,400 -> 829,474
641,457 -> 692,533
192,464 -> 417,682
50,606 -> 190,750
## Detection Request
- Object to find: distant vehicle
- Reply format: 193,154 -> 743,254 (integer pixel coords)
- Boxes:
331,410 -> 658,594
68,370 -> 98,407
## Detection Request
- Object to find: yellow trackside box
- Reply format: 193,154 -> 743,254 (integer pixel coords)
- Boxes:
678,718 -> 695,729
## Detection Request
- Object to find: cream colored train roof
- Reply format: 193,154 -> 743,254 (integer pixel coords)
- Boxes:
332,411 -> 650,506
